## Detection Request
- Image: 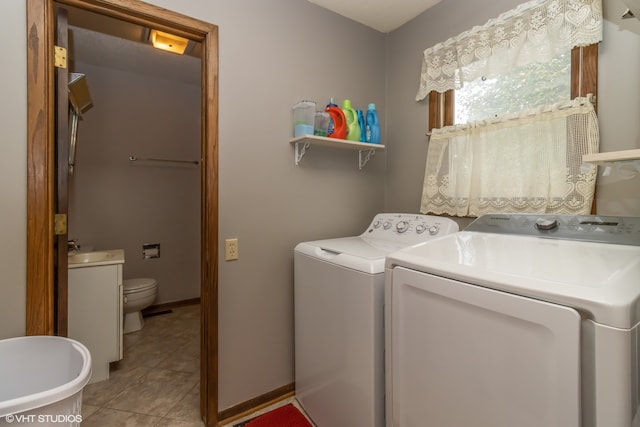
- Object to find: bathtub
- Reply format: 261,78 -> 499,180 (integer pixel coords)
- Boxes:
0,336 -> 91,426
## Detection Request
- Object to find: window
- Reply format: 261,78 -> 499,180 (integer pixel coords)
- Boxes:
416,0 -> 603,217
429,44 -> 598,131
455,52 -> 571,124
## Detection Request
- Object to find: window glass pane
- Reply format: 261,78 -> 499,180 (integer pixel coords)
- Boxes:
455,53 -> 571,124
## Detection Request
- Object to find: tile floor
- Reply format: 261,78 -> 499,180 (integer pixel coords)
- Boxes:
80,303 -> 312,426
81,304 -> 203,426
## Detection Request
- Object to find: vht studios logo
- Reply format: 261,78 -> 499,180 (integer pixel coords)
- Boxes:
3,414 -> 83,424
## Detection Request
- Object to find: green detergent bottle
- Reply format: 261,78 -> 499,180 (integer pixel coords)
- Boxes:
342,99 -> 361,142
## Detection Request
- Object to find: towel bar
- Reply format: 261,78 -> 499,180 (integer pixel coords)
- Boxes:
128,156 -> 199,165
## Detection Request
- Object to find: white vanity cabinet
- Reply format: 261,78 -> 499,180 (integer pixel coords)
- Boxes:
68,249 -> 124,384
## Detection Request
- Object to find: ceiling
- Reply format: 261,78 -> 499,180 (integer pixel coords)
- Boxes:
67,6 -> 202,86
309,0 -> 442,32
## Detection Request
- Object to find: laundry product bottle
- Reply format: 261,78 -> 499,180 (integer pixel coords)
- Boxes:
342,99 -> 361,142
365,103 -> 380,144
325,98 -> 346,139
325,98 -> 338,136
357,109 -> 366,142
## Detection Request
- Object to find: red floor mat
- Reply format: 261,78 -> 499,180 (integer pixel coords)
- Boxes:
243,403 -> 313,427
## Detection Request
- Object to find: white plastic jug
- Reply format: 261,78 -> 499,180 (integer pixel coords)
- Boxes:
292,100 -> 316,137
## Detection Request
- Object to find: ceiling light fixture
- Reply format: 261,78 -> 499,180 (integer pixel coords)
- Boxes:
149,29 -> 188,55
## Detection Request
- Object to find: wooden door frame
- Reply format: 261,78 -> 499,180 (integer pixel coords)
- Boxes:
25,0 -> 219,425
54,6 -> 70,338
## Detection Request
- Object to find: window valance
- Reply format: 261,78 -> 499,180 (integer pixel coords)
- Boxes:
415,0 -> 602,100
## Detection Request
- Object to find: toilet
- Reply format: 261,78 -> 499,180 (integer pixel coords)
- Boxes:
123,278 -> 158,334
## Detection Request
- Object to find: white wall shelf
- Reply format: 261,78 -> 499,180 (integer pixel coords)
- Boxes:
583,149 -> 640,165
290,135 -> 385,170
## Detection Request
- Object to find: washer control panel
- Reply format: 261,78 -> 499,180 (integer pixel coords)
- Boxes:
364,213 -> 459,244
467,213 -> 640,246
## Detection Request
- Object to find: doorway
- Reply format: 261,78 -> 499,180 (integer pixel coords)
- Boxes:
65,8 -> 202,317
25,0 -> 219,425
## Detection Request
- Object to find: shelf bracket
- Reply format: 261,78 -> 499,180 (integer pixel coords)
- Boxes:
294,141 -> 311,166
358,148 -> 376,170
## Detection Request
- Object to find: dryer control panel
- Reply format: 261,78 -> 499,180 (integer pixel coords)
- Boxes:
467,213 -> 640,246
363,213 -> 459,244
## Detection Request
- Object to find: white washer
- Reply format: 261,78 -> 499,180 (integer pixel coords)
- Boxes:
294,213 -> 459,427
385,213 -> 640,427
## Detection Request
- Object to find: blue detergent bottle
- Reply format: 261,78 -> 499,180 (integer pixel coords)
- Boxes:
365,103 -> 380,144
357,110 -> 366,142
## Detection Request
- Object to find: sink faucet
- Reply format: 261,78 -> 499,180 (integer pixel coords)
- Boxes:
67,239 -> 80,252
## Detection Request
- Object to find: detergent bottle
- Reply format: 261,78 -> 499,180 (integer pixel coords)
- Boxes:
365,103 -> 380,144
342,99 -> 361,142
357,109 -> 366,142
325,98 -> 346,139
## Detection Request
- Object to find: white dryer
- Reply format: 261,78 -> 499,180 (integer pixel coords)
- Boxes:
294,213 -> 459,427
385,214 -> 640,427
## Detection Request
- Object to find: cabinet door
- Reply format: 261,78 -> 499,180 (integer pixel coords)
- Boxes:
388,267 -> 581,427
68,265 -> 120,366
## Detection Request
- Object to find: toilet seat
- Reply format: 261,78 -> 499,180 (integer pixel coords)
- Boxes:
124,278 -> 157,294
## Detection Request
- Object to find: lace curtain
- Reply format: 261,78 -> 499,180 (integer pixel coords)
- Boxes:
420,97 -> 599,217
415,0 -> 602,99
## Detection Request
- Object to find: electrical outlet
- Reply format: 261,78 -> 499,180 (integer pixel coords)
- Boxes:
225,238 -> 239,261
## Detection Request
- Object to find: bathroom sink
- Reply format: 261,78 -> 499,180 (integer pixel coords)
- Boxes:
68,251 -> 114,264
68,249 -> 125,268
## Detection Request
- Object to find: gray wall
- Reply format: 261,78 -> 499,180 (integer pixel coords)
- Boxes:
68,61 -> 201,304
3,0 -> 640,413
597,0 -> 640,214
149,0 -> 387,410
0,0 -> 27,339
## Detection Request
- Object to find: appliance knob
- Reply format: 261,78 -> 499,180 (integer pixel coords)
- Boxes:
428,225 -> 439,235
396,221 -> 409,233
373,220 -> 382,228
535,218 -> 559,231
416,224 -> 426,234
383,221 -> 392,230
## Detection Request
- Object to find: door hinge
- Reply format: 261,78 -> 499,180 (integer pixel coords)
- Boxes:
54,45 -> 67,69
54,214 -> 67,235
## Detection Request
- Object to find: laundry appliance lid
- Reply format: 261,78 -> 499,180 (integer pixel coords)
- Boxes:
386,231 -> 640,329
295,236 -> 419,275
